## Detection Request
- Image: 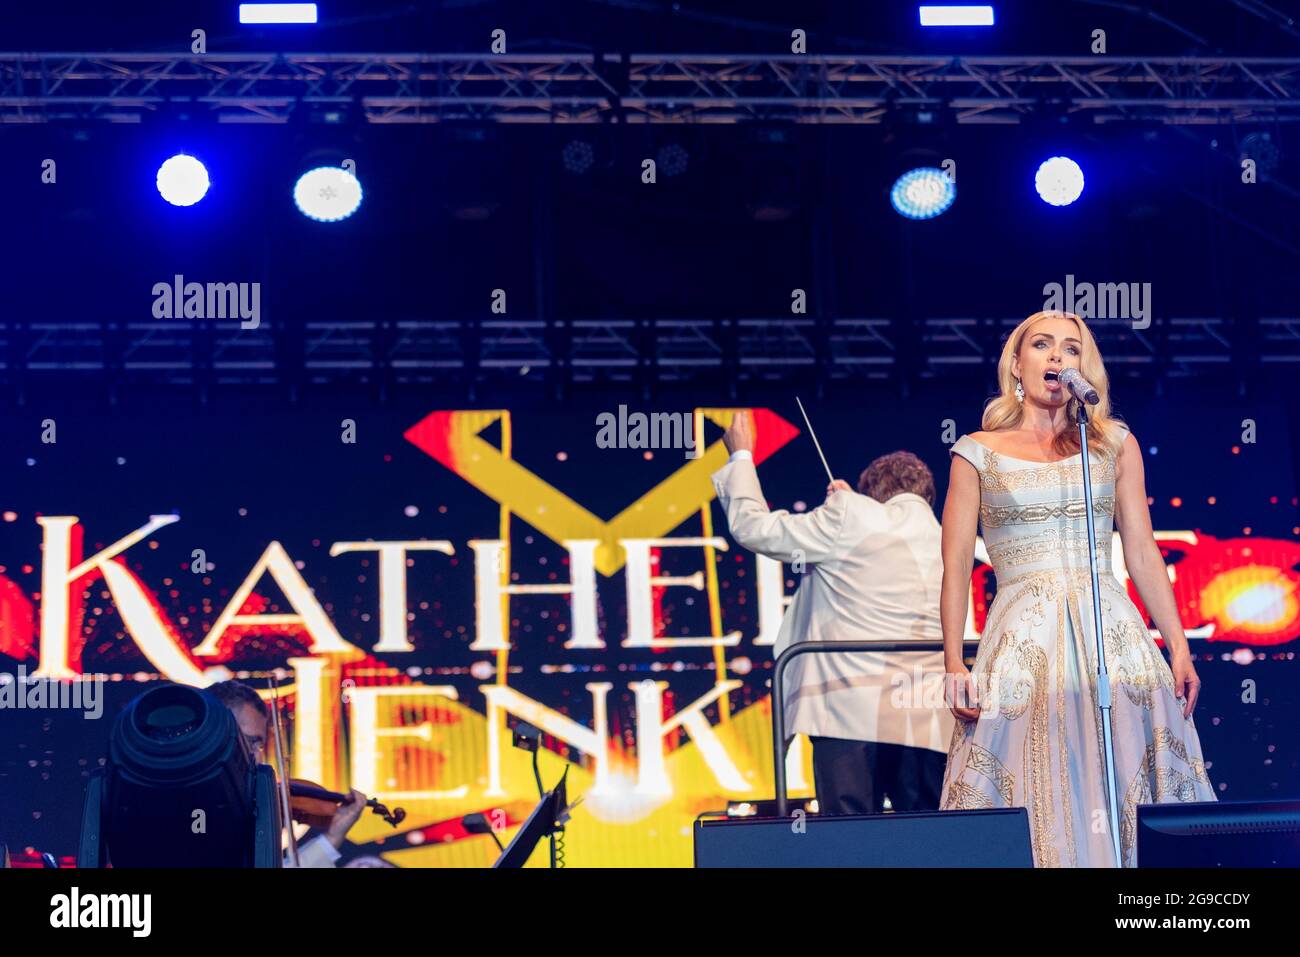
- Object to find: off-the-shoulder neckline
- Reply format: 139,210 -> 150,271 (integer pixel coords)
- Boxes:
961,434 -> 1102,466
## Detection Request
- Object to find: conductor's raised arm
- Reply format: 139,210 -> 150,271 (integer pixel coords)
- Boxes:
710,411 -> 850,566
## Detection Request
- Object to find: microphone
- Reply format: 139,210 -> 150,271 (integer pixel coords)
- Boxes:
1057,367 -> 1100,405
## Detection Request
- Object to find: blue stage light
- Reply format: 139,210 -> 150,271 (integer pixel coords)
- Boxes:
562,140 -> 594,174
239,3 -> 318,23
890,167 -> 956,220
293,166 -> 363,222
919,5 -> 995,27
156,155 -> 210,207
1034,156 -> 1085,206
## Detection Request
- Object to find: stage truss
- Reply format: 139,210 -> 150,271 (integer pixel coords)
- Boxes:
1,315 -> 1294,396
2,53 -> 1300,125
4,52 -> 1296,396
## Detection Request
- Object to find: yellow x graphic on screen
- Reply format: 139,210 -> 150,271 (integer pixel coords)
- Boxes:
404,407 -> 798,576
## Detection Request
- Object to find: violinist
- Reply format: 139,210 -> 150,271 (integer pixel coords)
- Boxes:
207,679 -> 366,868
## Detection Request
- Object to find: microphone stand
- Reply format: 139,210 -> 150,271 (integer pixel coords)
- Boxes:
1073,397 -> 1125,867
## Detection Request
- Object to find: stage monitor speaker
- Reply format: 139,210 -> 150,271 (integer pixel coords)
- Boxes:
1137,799 -> 1300,867
694,808 -> 1032,867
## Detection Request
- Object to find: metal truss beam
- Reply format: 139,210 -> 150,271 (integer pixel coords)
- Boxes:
3,53 -> 1300,124
1,316 -> 1286,399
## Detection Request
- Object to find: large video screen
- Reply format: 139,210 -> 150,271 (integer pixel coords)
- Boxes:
1,395 -> 1296,865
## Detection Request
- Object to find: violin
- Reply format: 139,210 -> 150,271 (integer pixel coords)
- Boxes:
288,778 -> 407,830
263,677 -> 406,868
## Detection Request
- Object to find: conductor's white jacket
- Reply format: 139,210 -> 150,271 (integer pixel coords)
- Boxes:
712,450 -> 954,754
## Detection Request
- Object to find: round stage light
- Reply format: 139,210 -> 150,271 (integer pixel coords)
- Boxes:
1035,156 -> 1085,206
156,154 -> 210,207
293,166 -> 363,222
562,140 -> 594,174
657,143 -> 689,177
889,167 -> 955,220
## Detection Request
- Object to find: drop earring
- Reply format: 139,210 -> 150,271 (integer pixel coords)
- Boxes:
1015,377 -> 1025,402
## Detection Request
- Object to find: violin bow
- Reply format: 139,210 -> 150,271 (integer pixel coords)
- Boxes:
268,676 -> 301,868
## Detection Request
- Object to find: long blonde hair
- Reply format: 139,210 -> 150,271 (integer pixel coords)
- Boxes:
982,311 -> 1127,459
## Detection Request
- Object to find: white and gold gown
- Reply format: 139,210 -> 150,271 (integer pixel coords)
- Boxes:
939,428 -> 1216,867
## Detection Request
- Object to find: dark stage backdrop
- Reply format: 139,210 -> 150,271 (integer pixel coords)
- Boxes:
0,392 -> 1296,866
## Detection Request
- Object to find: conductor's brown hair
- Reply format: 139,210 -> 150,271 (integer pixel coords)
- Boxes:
857,451 -> 935,506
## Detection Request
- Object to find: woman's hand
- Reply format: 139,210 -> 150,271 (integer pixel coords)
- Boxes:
825,478 -> 851,498
1170,652 -> 1201,719
944,663 -> 981,722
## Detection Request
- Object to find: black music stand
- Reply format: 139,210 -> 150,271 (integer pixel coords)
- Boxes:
492,765 -> 573,868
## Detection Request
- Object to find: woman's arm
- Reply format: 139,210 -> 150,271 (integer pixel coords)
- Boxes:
940,454 -> 982,718
1113,431 -> 1201,716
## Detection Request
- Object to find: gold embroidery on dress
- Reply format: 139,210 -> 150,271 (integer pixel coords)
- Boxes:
1120,761 -> 1153,866
939,719 -> 977,810
968,743 -> 1015,806
981,629 -> 1034,720
1105,619 -> 1165,709
981,496 -> 1114,528
1120,726 -> 1212,863
978,604 -> 1019,657
944,779 -> 994,810
976,581 -> 1040,661
988,527 -> 1111,572
1154,766 -> 1203,802
1151,727 -> 1210,783
981,448 -> 1116,493
1019,638 -> 1056,867
1096,578 -> 1178,695
1063,589 -> 1113,784
1055,593 -> 1077,867
994,568 -> 1063,604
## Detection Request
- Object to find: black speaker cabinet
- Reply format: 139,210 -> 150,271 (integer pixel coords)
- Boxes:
1137,799 -> 1300,867
694,808 -> 1033,867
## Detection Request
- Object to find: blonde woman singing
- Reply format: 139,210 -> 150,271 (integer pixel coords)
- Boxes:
938,310 -> 1216,867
